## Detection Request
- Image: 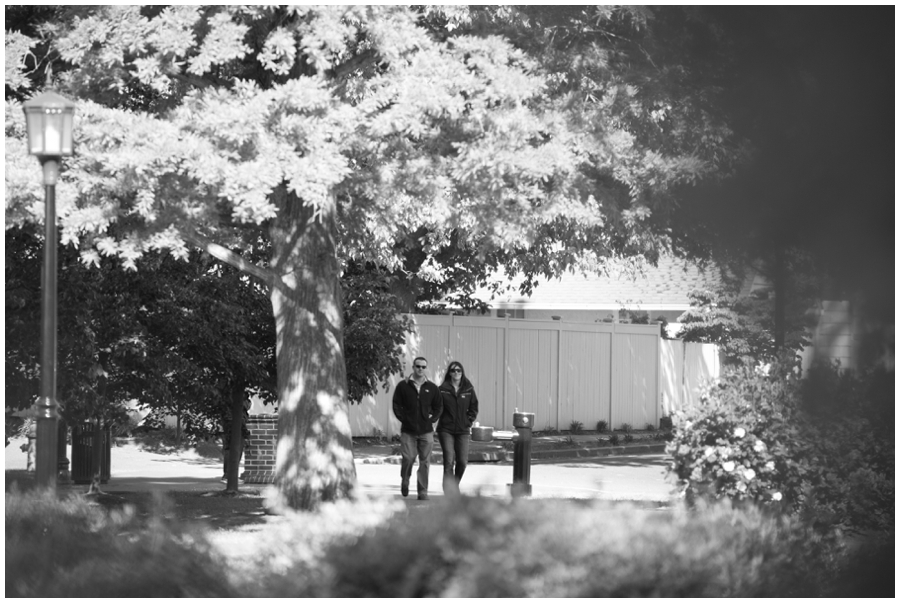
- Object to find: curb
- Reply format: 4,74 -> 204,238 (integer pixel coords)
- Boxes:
531,443 -> 668,460
359,443 -> 668,465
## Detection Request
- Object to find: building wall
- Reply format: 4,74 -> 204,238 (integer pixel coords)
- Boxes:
801,300 -> 860,371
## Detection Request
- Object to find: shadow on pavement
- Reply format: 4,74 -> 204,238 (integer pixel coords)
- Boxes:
143,456 -> 222,466
7,470 -> 270,532
533,454 -> 669,469
101,488 -> 271,531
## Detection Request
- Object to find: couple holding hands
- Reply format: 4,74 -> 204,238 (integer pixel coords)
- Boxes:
391,358 -> 478,500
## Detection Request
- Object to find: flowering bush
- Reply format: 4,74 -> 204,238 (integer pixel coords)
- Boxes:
668,364 -> 802,509
667,362 -> 894,534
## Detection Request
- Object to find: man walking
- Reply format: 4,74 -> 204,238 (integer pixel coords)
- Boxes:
392,356 -> 442,500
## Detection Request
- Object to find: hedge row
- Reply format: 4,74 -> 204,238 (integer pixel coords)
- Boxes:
8,489 -> 892,597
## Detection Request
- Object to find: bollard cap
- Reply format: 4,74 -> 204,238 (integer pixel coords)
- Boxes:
513,412 -> 535,429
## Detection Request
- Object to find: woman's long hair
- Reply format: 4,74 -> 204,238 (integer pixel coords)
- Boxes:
442,361 -> 472,389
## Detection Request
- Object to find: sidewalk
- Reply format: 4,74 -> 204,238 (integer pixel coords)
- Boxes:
6,434 -> 673,503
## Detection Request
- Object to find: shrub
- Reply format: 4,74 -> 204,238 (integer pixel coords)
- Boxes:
554,435 -> 578,448
644,422 -> 656,432
619,423 -> 633,433
623,433 -> 634,443
659,415 -> 673,430
568,420 -> 583,434
667,362 -> 895,534
609,433 -> 620,446
5,489 -> 236,597
249,497 -> 841,597
595,420 -> 608,433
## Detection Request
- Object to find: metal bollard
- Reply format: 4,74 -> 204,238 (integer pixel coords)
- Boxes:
471,409 -> 535,497
510,411 -> 534,497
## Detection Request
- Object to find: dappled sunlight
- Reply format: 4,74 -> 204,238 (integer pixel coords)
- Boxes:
272,385 -> 358,509
315,391 -> 352,437
278,377 -> 304,414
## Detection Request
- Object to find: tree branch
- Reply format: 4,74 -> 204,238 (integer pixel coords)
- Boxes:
182,230 -> 275,286
328,47 -> 380,81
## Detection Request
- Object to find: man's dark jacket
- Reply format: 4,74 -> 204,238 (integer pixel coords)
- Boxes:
392,376 -> 442,435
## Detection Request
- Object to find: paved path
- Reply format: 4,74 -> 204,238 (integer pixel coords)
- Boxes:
358,455 -> 673,503
6,437 -> 675,504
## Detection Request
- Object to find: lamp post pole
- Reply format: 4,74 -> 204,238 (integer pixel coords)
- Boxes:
22,90 -> 76,490
34,159 -> 60,489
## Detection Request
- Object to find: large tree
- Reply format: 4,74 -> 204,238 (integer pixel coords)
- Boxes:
668,7 -> 894,355
6,6 -> 739,509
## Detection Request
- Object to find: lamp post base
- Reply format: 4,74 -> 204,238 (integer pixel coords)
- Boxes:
34,415 -> 59,490
57,420 -> 70,483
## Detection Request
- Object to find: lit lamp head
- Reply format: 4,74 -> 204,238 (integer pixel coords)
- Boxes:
22,90 -> 76,185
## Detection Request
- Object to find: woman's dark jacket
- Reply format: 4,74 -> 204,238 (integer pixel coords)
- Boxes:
437,379 -> 479,434
392,376 -> 442,435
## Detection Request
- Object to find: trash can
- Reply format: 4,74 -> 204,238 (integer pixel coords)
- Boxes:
71,423 -> 111,484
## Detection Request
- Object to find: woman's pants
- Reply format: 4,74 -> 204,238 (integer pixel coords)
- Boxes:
438,431 -> 470,492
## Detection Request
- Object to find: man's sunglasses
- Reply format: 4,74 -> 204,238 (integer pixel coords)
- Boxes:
414,364 -> 427,369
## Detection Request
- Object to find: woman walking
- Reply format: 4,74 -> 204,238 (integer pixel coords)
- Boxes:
437,361 -> 479,494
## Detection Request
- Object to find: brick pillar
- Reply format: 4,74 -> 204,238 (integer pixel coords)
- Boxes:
242,414 -> 278,484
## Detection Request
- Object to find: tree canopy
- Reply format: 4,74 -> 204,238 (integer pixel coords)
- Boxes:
6,6 -> 742,508
5,224 -> 277,439
672,7 -> 893,326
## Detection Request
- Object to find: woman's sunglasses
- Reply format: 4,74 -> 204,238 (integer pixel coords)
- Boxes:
450,368 -> 462,373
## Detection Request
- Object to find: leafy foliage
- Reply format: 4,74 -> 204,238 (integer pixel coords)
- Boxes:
4,5 -> 743,293
667,362 -> 894,535
249,496 -> 840,597
5,225 -> 276,438
677,252 -> 819,363
342,263 -> 413,404
678,288 -> 780,363
6,489 -> 235,597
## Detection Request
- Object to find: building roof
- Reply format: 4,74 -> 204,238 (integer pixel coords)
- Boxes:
479,256 -> 741,312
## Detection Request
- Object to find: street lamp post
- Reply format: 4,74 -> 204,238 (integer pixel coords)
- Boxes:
22,91 -> 76,490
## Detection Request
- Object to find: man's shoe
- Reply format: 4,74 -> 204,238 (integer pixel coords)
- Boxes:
417,494 -> 429,501
401,481 -> 409,497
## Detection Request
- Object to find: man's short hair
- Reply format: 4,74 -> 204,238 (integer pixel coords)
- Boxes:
413,356 -> 427,365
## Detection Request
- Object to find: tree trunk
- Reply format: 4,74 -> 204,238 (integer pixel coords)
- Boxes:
772,244 -> 786,353
87,417 -> 103,494
268,187 -> 356,510
225,386 -> 245,493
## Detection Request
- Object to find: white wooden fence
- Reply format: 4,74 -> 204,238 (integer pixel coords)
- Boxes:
349,315 -> 720,437
659,339 -> 721,416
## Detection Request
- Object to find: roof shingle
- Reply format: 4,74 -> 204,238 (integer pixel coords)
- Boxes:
480,256 -> 731,311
